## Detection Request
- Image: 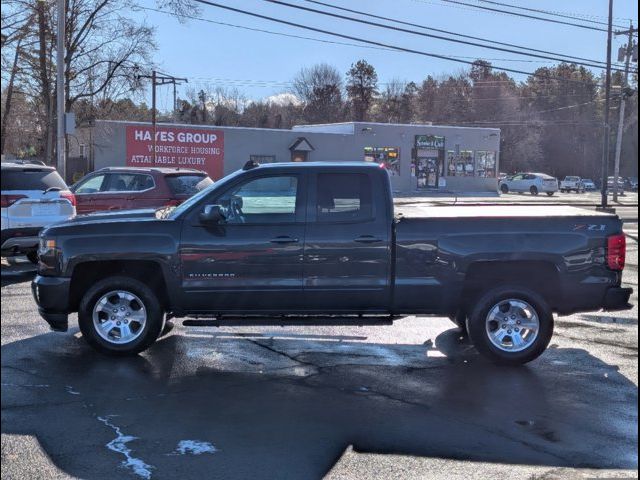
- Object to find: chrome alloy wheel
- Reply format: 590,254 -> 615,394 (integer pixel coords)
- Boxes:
92,290 -> 147,344
485,299 -> 540,352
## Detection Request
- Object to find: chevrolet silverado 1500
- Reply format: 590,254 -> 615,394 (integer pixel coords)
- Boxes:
32,162 -> 632,364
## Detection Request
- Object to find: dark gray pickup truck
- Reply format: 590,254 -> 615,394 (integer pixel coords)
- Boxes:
32,162 -> 632,364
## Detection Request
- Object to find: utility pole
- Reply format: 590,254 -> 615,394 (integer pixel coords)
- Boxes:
135,70 -> 188,162
152,70 -> 156,162
612,23 -> 637,202
56,0 -> 66,179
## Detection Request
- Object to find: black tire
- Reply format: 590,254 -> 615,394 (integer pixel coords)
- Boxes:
530,186 -> 539,196
546,191 -> 555,197
500,184 -> 509,194
26,251 -> 39,264
78,276 -> 164,356
466,286 -> 554,365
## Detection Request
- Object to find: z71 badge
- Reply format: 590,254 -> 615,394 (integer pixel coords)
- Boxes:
573,224 -> 607,232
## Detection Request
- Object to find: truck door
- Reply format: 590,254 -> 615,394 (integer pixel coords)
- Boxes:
303,170 -> 392,311
179,172 -> 308,312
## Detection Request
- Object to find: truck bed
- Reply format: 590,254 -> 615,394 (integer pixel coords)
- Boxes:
395,204 -> 616,219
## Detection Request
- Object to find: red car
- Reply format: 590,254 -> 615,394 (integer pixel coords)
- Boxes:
71,167 -> 213,214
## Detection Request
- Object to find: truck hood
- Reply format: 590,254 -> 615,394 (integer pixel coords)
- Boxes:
41,208 -> 163,237
71,208 -> 158,223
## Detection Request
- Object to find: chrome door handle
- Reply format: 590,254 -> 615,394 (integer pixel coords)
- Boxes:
270,236 -> 299,244
354,235 -> 382,243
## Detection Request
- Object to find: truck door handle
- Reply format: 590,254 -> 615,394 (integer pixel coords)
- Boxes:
270,236 -> 299,244
354,235 -> 382,243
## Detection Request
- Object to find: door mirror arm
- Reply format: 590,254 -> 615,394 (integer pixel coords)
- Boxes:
199,204 -> 226,225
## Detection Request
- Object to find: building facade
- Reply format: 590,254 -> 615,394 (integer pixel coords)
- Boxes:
77,120 -> 501,193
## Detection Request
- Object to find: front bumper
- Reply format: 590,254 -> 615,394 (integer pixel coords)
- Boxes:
602,287 -> 633,311
31,275 -> 72,331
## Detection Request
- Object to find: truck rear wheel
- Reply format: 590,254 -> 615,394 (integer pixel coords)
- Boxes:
466,286 -> 553,365
78,276 -> 164,356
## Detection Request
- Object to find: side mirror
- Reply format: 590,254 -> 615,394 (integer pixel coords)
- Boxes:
199,204 -> 225,224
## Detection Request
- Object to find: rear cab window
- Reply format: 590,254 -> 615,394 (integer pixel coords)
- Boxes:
1,168 -> 68,191
316,173 -> 373,222
165,174 -> 213,196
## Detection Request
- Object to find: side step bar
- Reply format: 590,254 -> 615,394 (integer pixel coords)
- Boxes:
182,315 -> 399,327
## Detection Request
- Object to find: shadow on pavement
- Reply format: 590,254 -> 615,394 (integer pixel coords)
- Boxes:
1,325 -> 637,479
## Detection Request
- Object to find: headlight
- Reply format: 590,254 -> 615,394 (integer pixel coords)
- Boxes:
39,238 -> 56,253
37,237 -> 62,275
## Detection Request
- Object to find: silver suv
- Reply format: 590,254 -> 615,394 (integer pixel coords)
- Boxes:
1,161 -> 76,263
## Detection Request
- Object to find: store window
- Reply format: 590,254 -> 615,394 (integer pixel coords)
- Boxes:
364,147 -> 400,176
447,150 -> 475,177
475,151 -> 497,178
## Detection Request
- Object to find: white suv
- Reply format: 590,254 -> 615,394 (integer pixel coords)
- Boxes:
560,176 -> 585,193
1,161 -> 76,263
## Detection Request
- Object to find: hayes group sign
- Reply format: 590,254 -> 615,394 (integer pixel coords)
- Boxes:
126,125 -> 224,179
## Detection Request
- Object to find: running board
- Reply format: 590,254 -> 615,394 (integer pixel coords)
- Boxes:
182,315 -> 398,327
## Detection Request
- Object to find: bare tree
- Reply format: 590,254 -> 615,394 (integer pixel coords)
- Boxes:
292,63 -> 344,124
1,0 -> 156,162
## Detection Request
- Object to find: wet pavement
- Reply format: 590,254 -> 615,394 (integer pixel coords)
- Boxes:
1,220 -> 637,480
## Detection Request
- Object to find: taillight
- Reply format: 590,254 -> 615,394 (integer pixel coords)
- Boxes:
60,191 -> 76,207
607,234 -> 626,271
0,194 -> 27,207
165,199 -> 181,207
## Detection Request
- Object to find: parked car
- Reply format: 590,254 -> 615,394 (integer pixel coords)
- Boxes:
623,177 -> 638,192
582,178 -> 596,191
499,173 -> 559,196
33,162 -> 632,365
71,167 -> 213,214
1,162 -> 76,263
607,176 -> 626,195
559,176 -> 585,193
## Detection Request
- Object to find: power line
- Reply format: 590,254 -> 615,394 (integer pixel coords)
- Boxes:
439,0 -> 614,32
472,0 -> 629,29
301,0 -> 627,69
191,0 -> 613,85
267,0 -> 631,73
133,4 -> 580,66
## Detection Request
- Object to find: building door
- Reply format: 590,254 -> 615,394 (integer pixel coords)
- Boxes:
291,151 -> 308,162
416,157 -> 439,189
289,137 -> 314,162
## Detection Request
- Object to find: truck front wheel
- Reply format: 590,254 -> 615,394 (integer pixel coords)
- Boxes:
466,286 -> 553,365
78,276 -> 164,356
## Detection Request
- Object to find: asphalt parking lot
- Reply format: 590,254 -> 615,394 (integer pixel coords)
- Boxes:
1,203 -> 638,480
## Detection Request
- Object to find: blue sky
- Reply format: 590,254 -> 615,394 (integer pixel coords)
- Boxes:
131,0 -> 639,109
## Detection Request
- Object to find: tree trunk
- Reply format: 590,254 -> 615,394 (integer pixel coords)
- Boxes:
37,0 -> 54,163
1,38 -> 22,155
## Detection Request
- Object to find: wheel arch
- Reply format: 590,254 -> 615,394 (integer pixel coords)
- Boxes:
69,260 -> 171,312
460,260 -> 561,313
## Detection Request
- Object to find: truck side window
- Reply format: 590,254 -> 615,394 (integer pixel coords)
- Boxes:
316,173 -> 372,222
217,175 -> 298,224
